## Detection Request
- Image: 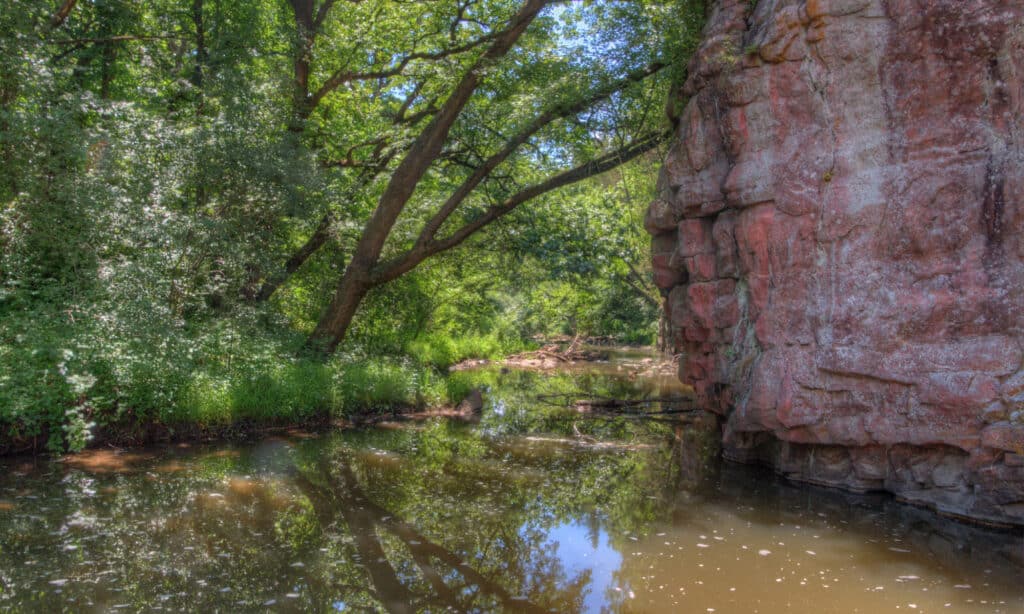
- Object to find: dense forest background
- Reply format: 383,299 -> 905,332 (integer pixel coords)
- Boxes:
0,0 -> 703,451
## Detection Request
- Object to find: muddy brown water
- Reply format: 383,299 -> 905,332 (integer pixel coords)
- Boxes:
0,350 -> 1021,612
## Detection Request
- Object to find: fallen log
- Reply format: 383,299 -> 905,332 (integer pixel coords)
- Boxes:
534,392 -> 697,413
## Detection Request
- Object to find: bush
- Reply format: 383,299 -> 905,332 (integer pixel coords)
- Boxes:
0,289 -> 467,452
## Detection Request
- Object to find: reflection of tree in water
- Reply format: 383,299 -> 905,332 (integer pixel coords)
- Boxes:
0,448 -> 321,611
2,355 -> 1021,612
295,456 -> 580,613
1,412 -> 1018,613
288,418 -> 710,613
0,421 -> 674,611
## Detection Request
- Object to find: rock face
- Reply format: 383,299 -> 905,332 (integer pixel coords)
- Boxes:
649,0 -> 1024,526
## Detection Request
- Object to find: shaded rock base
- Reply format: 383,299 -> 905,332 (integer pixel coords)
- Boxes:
725,434 -> 1024,528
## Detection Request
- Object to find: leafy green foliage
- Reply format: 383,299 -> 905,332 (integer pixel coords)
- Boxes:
0,0 -> 704,451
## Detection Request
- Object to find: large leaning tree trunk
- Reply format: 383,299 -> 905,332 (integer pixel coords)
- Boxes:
248,0 -> 528,304
305,0 -> 549,353
307,128 -> 666,354
263,0 -> 680,355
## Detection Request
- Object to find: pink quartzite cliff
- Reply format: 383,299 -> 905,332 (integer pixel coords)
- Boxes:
649,0 -> 1024,525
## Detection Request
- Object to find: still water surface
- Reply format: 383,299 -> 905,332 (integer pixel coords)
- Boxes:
0,354 -> 1021,612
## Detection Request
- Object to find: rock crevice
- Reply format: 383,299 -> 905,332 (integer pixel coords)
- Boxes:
651,0 -> 1024,526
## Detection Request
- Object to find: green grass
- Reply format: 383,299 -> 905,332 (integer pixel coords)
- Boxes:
172,357 -> 454,427
406,330 -> 531,369
0,282 -> 639,454
175,360 -> 335,424
0,300 -> 494,453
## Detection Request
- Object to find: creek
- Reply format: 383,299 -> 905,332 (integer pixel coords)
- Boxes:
0,350 -> 1021,612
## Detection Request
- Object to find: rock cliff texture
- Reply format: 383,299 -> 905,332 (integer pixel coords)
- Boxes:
649,0 -> 1024,526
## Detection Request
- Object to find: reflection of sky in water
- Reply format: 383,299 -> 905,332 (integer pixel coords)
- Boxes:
1,350 -> 1022,612
534,521 -> 623,614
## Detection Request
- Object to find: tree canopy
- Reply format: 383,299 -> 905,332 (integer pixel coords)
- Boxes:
0,0 -> 705,450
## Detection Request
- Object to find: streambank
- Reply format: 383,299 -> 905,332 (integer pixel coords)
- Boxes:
0,354 -> 1020,612
2,345 -> 681,458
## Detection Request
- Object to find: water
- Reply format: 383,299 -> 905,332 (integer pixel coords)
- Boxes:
0,352 -> 1021,612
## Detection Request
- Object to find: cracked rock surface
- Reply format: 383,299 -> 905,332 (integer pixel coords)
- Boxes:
650,0 -> 1024,526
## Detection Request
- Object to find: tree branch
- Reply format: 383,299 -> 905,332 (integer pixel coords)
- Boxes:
308,0 -> 548,351
48,0 -> 78,31
313,0 -> 340,30
308,28 -> 504,111
340,0 -> 546,270
618,263 -> 660,308
49,34 -> 184,45
413,60 -> 666,249
321,136 -> 391,169
370,130 -> 668,285
253,152 -> 394,302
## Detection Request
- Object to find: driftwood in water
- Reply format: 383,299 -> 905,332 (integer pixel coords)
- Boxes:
535,392 -> 697,414
520,433 -> 659,449
505,334 -> 609,365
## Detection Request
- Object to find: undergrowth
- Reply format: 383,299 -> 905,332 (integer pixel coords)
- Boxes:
0,293 -> 511,454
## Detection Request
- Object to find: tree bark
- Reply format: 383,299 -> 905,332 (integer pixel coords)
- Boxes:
192,0 -> 208,212
48,0 -> 79,30
288,0 -> 319,125
307,267 -> 371,354
99,42 -> 116,99
305,0 -> 547,353
658,309 -> 669,353
0,38 -> 18,199
191,0 -> 206,92
254,214 -> 332,301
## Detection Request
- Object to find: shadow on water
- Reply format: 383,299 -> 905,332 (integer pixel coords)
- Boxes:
0,350 -> 1021,612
